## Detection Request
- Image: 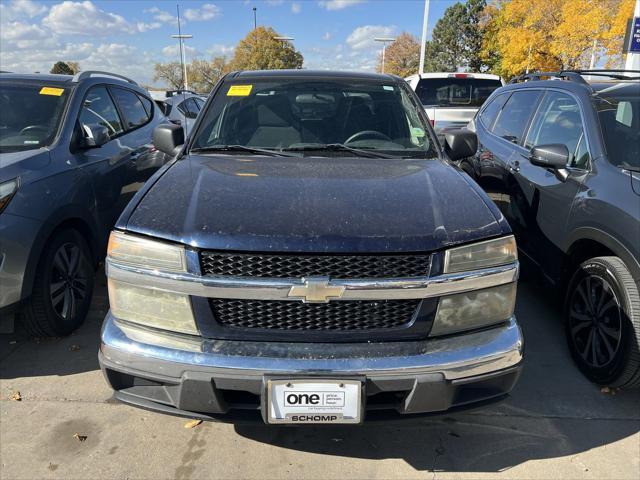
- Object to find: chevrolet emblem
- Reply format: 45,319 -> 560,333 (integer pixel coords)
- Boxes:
288,277 -> 345,303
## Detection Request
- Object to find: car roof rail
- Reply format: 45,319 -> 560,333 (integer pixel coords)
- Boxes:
561,69 -> 640,80
508,71 -> 589,85
72,70 -> 138,86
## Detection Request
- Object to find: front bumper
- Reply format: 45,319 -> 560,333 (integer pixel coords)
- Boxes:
99,313 -> 524,423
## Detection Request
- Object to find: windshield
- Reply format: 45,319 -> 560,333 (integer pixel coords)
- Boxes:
191,79 -> 437,158
596,88 -> 640,170
0,83 -> 69,153
416,77 -> 502,108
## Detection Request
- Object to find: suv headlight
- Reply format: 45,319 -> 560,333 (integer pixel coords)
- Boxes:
432,236 -> 518,336
0,178 -> 19,214
106,231 -> 198,335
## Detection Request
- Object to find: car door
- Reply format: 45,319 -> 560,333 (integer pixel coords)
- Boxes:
108,86 -> 158,199
508,90 -> 590,280
74,85 -> 130,238
473,91 -> 511,185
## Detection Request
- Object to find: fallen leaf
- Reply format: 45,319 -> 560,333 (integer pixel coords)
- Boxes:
10,391 -> 21,401
69,344 -> 81,352
600,386 -> 610,394
73,433 -> 87,442
184,419 -> 203,429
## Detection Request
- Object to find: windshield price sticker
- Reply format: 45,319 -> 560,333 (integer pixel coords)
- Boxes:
39,87 -> 64,96
227,85 -> 253,96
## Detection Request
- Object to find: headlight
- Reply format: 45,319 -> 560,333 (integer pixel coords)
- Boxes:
107,231 -> 197,335
0,178 -> 19,213
444,236 -> 517,273
430,282 -> 517,336
107,230 -> 186,272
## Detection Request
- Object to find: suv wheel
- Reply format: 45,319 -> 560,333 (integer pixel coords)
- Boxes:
22,229 -> 94,337
565,256 -> 640,388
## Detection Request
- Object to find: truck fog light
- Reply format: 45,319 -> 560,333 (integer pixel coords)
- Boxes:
430,282 -> 516,336
108,279 -> 198,335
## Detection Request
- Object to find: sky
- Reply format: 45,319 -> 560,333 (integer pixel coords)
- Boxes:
0,0 -> 459,86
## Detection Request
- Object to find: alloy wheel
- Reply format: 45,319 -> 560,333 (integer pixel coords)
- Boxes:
49,242 -> 89,321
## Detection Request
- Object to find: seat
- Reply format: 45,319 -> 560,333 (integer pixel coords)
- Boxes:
246,96 -> 301,148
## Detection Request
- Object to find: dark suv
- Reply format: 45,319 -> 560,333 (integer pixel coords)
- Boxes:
0,71 -> 168,336
465,70 -> 640,388
99,70 -> 523,424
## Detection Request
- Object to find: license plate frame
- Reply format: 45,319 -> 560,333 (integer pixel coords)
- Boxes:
266,379 -> 364,425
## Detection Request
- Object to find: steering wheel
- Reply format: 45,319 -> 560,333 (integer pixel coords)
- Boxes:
344,130 -> 391,144
20,125 -> 48,136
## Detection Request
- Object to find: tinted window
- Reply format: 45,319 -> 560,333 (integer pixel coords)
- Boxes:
492,90 -> 541,144
139,94 -> 153,118
0,83 -> 69,152
178,98 -> 198,116
79,86 -> 123,137
479,92 -> 510,130
415,77 -> 502,107
194,97 -> 205,110
110,87 -> 149,129
596,92 -> 640,169
525,91 -> 586,167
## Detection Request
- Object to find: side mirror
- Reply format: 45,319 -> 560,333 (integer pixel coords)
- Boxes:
443,129 -> 478,161
81,124 -> 109,148
529,144 -> 569,169
153,123 -> 185,156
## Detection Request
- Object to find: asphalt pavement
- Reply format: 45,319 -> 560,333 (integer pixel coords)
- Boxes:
1,270 -> 639,479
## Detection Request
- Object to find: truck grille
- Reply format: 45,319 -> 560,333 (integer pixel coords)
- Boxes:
199,252 -> 431,278
209,299 -> 421,331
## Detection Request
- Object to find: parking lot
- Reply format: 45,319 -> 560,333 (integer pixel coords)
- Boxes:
0,269 -> 638,480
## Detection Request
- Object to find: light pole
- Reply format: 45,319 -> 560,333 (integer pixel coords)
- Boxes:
171,5 -> 192,91
274,36 -> 294,46
374,37 -> 395,73
418,0 -> 431,74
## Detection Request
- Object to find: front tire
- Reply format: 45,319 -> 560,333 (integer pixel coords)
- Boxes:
22,229 -> 94,337
565,256 -> 640,388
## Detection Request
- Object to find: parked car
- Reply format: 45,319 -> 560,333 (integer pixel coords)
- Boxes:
160,93 -> 206,136
0,71 -> 169,336
405,72 -> 504,133
99,70 -> 523,424
465,69 -> 640,388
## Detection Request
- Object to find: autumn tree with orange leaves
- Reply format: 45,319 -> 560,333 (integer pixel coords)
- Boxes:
481,0 -> 636,79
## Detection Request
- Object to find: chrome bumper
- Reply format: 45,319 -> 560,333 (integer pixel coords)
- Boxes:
100,313 -> 523,381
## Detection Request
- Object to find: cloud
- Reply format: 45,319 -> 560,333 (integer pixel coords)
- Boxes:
145,6 -> 176,25
162,44 -> 199,58
0,0 -> 48,21
266,0 -> 284,5
322,32 -> 332,41
291,2 -> 301,14
43,1 -> 155,35
319,0 -> 366,11
183,3 -> 221,21
207,43 -> 235,57
0,21 -> 48,41
346,24 -> 396,50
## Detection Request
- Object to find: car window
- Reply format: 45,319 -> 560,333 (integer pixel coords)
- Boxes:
194,97 -> 205,111
492,90 -> 541,144
525,91 -> 586,167
415,77 -> 503,107
139,94 -> 153,118
596,93 -> 640,169
79,86 -> 123,137
572,133 -> 590,170
110,87 -> 149,129
478,92 -> 510,131
178,98 -> 198,116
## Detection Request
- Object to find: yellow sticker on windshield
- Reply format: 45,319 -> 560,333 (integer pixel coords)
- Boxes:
39,87 -> 64,96
227,85 -> 253,96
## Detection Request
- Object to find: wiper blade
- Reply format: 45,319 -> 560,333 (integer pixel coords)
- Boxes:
282,143 -> 394,159
190,145 -> 296,157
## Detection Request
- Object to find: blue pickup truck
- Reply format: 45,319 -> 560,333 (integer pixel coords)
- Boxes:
99,70 -> 523,424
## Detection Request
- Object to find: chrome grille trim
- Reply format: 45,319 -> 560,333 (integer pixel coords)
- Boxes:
106,259 -> 519,301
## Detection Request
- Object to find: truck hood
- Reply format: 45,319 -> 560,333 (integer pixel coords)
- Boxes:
124,154 -> 505,253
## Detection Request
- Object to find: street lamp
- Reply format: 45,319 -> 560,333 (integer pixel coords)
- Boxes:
274,36 -> 294,47
374,37 -> 395,74
171,5 -> 192,91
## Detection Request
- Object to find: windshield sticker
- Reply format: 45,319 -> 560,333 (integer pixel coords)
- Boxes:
383,85 -> 394,91
39,87 -> 64,96
227,85 -> 253,96
411,127 -> 426,137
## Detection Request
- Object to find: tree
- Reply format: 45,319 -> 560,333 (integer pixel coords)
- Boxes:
153,62 -> 183,89
189,56 -> 230,93
230,26 -> 303,70
377,33 -> 420,77
423,2 -> 468,72
50,61 -> 74,75
65,62 -> 81,74
464,0 -> 487,72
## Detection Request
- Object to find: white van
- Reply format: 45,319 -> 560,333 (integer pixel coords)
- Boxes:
405,73 -> 504,132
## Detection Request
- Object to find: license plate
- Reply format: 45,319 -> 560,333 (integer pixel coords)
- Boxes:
266,379 -> 362,424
